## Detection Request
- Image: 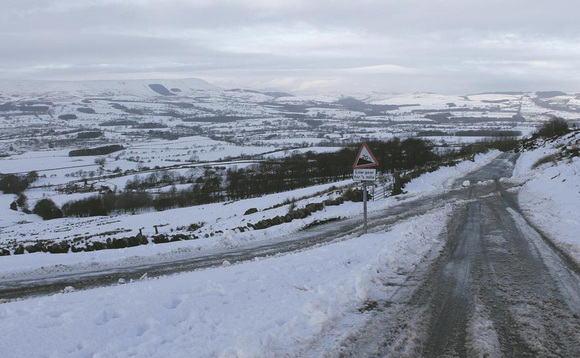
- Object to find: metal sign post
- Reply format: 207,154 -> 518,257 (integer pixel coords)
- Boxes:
363,181 -> 368,233
353,143 -> 379,234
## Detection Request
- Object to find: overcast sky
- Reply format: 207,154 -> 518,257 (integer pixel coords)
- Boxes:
1,0 -> 579,94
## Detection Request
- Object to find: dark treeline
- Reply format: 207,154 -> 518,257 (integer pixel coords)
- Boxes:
458,136 -> 519,154
55,137 -> 513,218
69,145 -> 125,157
77,131 -> 104,139
417,130 -> 521,137
0,171 -> 39,194
125,170 -> 189,191
532,117 -> 570,139
61,170 -> 223,217
62,192 -> 154,217
59,138 -> 439,217
227,138 -> 439,200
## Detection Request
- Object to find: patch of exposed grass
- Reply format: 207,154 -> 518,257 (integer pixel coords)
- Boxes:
532,153 -> 558,169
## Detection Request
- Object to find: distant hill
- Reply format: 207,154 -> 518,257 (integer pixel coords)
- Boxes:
0,78 -> 221,97
535,91 -> 568,99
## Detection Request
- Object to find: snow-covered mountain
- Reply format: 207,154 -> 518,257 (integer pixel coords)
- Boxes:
0,78 -> 221,97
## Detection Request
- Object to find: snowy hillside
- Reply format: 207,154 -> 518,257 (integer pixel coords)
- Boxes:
0,80 -> 576,165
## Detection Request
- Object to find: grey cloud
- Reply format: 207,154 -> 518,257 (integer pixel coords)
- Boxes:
1,0 -> 579,93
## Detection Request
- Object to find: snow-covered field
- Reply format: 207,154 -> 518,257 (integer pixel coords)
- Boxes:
1,78 -> 572,162
0,137 -> 278,177
0,180 -> 353,275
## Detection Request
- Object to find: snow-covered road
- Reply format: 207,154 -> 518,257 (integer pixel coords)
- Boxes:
332,153 -> 580,357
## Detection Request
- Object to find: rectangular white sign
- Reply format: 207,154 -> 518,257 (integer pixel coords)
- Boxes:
353,168 -> 376,181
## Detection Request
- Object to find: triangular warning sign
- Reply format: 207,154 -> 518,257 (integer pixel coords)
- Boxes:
353,143 -> 379,169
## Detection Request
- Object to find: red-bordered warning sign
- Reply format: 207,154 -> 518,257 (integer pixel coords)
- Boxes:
353,143 -> 379,169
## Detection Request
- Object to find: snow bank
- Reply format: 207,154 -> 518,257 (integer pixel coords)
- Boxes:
516,156 -> 580,264
512,131 -> 580,265
0,207 -> 452,358
512,146 -> 559,177
405,150 -> 501,194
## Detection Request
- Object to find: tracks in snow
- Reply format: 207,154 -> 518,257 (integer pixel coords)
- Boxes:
329,153 -> 580,357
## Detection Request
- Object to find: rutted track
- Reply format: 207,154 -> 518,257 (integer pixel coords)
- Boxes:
332,153 -> 580,357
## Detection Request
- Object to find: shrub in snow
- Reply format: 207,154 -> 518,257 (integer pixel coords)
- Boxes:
16,193 -> 28,210
24,242 -> 44,254
244,208 -> 259,215
287,200 -> 297,214
341,188 -> 365,202
0,174 -> 30,194
33,198 -> 63,220
191,223 -> 205,232
46,242 -> 70,254
89,241 -> 108,251
323,197 -> 344,206
291,208 -> 310,220
111,238 -> 129,249
531,153 -> 558,169
305,202 -> 325,212
533,117 -> 570,139
152,235 -> 169,244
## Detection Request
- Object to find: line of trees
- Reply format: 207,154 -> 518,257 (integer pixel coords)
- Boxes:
225,138 -> 439,200
52,138 -> 440,217
125,170 -> 199,191
60,170 -> 224,217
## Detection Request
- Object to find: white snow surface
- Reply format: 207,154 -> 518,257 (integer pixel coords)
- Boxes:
0,208 -> 452,358
405,150 -> 501,195
511,132 -> 580,265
